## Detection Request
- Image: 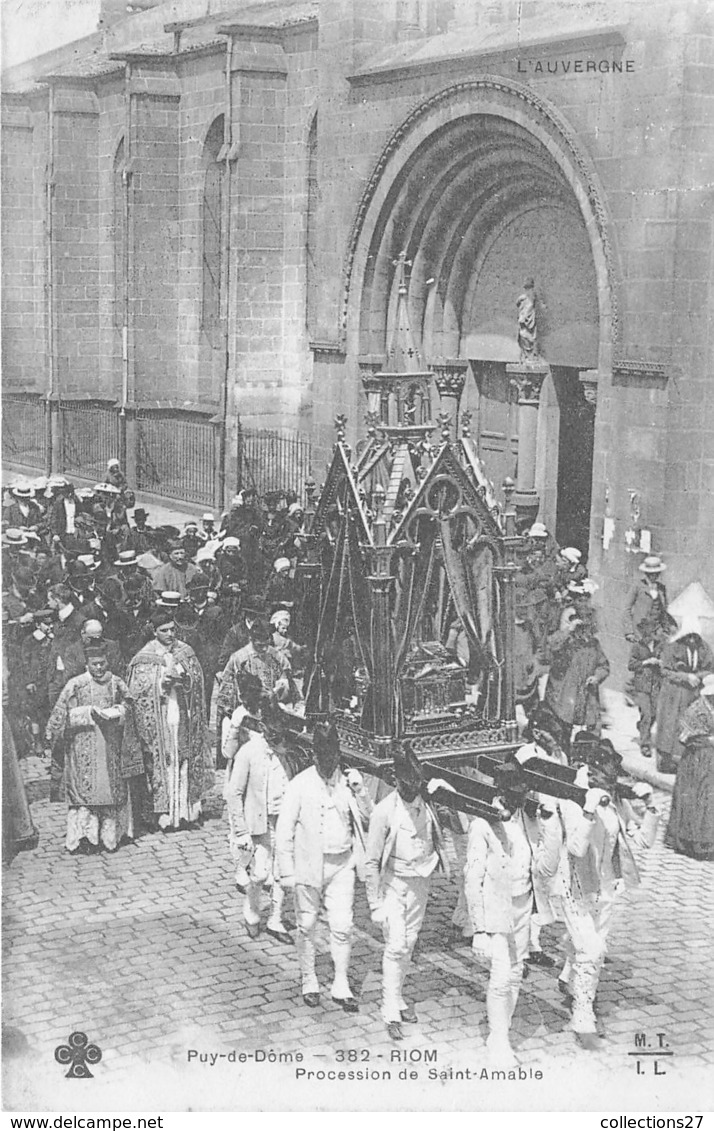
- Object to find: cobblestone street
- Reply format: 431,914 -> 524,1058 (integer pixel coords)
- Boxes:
3,776 -> 713,1113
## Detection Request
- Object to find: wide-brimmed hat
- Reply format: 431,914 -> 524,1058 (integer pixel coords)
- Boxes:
561,547 -> 582,564
94,482 -> 120,495
528,523 -> 549,539
11,483 -> 34,498
195,545 -> 216,564
114,550 -> 138,568
77,554 -> 100,572
273,557 -> 291,573
672,614 -> 701,640
107,458 -> 120,469
156,591 -> 181,609
222,536 -> 241,550
639,555 -> 666,574
202,513 -> 215,523
270,608 -> 291,626
2,528 -> 28,547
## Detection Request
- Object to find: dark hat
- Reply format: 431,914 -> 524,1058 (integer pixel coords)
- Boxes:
264,490 -> 282,508
313,721 -> 340,759
187,574 -> 210,592
150,607 -> 176,628
99,578 -> 124,604
114,550 -> 138,568
167,539 -> 184,553
65,560 -> 90,579
33,607 -> 57,623
85,643 -> 108,659
492,759 -> 528,793
243,594 -> 268,617
175,601 -> 199,630
249,618 -> 272,643
123,574 -> 146,596
394,743 -> 423,786
594,738 -> 623,770
133,508 -> 148,521
571,730 -> 600,758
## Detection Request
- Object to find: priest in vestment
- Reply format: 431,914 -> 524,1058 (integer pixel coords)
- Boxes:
46,647 -> 139,853
127,607 -> 213,830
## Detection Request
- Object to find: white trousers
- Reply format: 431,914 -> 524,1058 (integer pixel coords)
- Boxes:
243,821 -> 286,932
557,887 -> 617,1032
294,852 -> 355,997
381,873 -> 432,1022
485,891 -> 532,1052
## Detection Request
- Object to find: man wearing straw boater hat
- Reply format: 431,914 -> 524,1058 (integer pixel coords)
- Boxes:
623,555 -> 669,641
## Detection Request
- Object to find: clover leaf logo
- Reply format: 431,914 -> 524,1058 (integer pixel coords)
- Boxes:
54,1031 -> 102,1078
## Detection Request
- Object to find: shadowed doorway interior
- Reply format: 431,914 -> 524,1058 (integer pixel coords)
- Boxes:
552,366 -> 595,557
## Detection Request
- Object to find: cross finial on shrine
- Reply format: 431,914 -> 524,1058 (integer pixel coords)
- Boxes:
334,414 -> 348,442
392,249 -> 411,296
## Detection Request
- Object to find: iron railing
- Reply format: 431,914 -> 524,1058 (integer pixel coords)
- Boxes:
3,397 -> 314,512
237,425 -> 312,499
59,400 -> 122,482
2,394 -> 46,469
136,409 -> 216,507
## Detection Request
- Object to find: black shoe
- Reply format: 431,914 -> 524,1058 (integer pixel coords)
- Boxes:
575,1031 -> 606,1052
245,922 -> 260,939
400,1007 -> 418,1024
526,951 -> 556,968
266,927 -> 293,945
387,1022 -> 404,1041
332,996 -> 359,1013
303,992 -> 321,1008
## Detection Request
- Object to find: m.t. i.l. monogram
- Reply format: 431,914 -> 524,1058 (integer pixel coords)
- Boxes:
54,1031 -> 102,1078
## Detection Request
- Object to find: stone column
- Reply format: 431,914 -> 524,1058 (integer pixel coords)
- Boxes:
432,358 -> 469,434
506,361 -> 549,528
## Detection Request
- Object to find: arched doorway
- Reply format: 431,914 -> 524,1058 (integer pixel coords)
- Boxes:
344,78 -> 617,562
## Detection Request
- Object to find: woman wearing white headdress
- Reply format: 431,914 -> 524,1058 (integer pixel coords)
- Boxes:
655,616 -> 714,774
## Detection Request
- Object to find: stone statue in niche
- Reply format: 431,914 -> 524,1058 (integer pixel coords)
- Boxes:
516,277 -> 539,361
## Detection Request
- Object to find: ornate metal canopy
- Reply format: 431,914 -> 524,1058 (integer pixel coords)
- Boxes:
298,255 -> 522,769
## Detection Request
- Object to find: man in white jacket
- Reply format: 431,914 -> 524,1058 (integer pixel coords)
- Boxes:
276,722 -> 372,1011
224,720 -> 291,944
365,757 -> 449,1041
464,760 -> 568,1066
556,739 -> 659,1050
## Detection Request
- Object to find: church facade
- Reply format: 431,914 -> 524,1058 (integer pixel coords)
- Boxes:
2,0 -> 713,674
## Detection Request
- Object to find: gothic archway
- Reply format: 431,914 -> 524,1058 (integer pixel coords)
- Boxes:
341,78 -> 619,553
